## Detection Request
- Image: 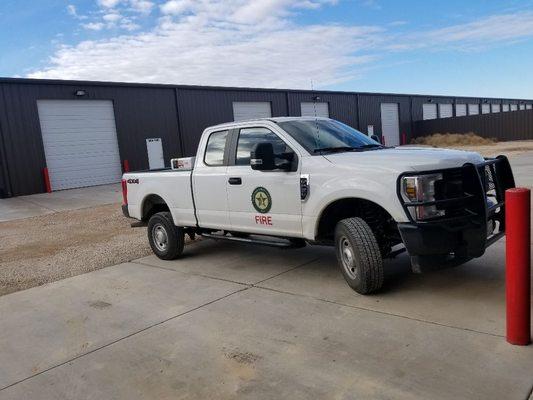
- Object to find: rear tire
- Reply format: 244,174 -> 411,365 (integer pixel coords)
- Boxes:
147,212 -> 184,260
334,217 -> 384,294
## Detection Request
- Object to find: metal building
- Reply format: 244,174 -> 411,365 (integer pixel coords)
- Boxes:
0,77 -> 531,198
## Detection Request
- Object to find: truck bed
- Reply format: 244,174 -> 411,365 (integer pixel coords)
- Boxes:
123,169 -> 196,227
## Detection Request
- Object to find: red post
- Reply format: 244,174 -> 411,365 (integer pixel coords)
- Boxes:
43,167 -> 52,193
402,133 -> 407,145
381,136 -> 386,146
123,159 -> 130,173
505,188 -> 531,345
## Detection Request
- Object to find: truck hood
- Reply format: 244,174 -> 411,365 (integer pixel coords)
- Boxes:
324,146 -> 485,173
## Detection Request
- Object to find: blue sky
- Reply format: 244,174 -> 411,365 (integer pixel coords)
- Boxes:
2,0 -> 533,98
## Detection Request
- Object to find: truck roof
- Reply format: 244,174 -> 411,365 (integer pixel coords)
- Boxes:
208,116 -> 330,130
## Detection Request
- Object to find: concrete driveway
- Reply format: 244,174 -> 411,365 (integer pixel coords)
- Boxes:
1,239 -> 532,400
1,153 -> 532,399
0,183 -> 121,222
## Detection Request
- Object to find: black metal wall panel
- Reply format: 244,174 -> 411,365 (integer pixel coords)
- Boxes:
357,94 -> 412,141
1,77 -> 533,197
0,84 -> 11,197
176,88 -> 288,156
286,92 -> 358,128
0,81 -> 181,196
413,109 -> 533,141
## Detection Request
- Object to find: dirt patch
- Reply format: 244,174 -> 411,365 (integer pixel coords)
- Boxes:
411,132 -> 497,147
0,203 -> 153,296
409,135 -> 533,158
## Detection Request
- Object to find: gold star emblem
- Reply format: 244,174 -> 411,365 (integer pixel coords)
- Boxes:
255,192 -> 268,208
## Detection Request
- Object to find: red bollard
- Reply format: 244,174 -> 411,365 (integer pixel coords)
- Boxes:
123,159 -> 130,173
43,167 -> 52,193
505,188 -> 531,345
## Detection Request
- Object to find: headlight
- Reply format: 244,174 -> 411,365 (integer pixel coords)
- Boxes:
401,173 -> 444,220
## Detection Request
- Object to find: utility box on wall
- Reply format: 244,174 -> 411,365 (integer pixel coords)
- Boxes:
146,138 -> 165,170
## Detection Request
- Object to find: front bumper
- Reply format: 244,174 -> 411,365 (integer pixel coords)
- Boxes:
397,156 -> 515,259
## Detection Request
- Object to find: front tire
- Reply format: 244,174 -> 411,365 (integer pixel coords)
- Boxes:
147,212 -> 184,260
335,217 -> 384,294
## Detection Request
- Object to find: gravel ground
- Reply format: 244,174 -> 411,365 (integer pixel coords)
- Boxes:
0,203 -> 154,296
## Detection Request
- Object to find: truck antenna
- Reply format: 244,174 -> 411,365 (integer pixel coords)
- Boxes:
311,80 -> 320,149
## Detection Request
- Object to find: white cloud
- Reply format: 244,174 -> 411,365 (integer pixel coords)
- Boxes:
29,5 -> 533,89
130,0 -> 154,14
67,4 -> 88,20
103,13 -> 122,22
30,1 -> 382,88
160,0 -> 193,15
67,4 -> 77,16
388,12 -> 533,51
98,0 -> 122,8
120,19 -> 141,31
82,22 -> 105,31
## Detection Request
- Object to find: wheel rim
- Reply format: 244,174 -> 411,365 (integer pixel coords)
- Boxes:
339,236 -> 358,280
152,223 -> 168,252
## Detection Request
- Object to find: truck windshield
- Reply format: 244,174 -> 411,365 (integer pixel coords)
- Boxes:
277,119 -> 382,154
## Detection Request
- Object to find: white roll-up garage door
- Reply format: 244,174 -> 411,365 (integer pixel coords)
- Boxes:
232,102 -> 272,121
491,104 -> 500,113
510,104 -> 518,111
481,104 -> 490,114
468,104 -> 479,115
519,104 -> 526,110
527,104 -> 532,110
422,103 -> 437,120
300,102 -> 329,118
37,100 -> 122,191
438,104 -> 453,118
380,103 -> 400,147
455,104 -> 467,117
502,104 -> 510,112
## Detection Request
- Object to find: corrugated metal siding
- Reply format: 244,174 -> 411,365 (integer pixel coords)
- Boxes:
1,77 -> 533,197
358,94 -> 411,141
0,84 -> 11,197
287,92 -> 357,128
0,81 -> 181,196
176,88 -> 288,156
413,109 -> 533,141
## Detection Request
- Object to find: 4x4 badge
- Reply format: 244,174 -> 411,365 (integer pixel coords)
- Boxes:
251,187 -> 272,213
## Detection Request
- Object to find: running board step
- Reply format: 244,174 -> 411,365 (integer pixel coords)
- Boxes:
200,233 -> 304,249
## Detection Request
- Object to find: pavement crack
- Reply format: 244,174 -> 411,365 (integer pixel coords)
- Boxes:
253,285 -> 505,339
253,257 -> 322,285
17,198 -> 58,213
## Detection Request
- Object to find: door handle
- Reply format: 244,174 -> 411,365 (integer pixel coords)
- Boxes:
228,177 -> 242,185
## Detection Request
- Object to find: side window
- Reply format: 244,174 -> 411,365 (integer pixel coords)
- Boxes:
236,127 -> 293,166
204,130 -> 228,166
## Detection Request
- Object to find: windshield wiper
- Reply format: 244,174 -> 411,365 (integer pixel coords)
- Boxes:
313,146 -> 360,153
355,144 -> 384,149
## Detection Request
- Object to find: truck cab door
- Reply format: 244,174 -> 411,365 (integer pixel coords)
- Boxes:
226,127 -> 303,237
192,129 -> 231,230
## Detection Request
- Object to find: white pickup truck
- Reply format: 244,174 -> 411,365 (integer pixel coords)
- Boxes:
122,117 -> 515,294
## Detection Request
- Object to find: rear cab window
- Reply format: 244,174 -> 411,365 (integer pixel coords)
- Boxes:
204,130 -> 229,166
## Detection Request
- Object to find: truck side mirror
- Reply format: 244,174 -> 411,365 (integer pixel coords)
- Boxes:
251,142 -> 275,171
